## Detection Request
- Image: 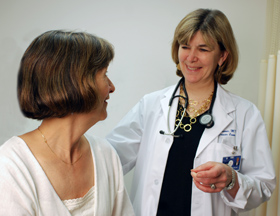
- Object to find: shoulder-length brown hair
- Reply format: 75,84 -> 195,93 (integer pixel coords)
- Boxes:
171,9 -> 239,84
17,30 -> 114,120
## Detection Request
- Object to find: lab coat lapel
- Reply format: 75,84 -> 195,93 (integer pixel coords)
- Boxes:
160,84 -> 179,131
196,85 -> 235,157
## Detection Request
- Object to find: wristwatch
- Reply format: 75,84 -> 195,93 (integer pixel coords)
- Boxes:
225,166 -> 236,190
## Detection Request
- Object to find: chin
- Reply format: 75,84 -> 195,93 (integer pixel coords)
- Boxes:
185,78 -> 201,84
99,113 -> 108,121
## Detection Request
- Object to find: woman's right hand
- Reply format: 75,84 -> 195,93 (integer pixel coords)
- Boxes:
191,161 -> 239,197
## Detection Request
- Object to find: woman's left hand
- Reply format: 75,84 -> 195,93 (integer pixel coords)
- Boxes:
191,161 -> 237,195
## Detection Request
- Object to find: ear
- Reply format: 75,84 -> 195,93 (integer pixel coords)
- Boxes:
218,51 -> 229,66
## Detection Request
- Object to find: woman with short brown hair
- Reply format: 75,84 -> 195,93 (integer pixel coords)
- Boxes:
0,30 -> 134,216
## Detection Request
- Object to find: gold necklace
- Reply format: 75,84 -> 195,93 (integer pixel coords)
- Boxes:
179,86 -> 213,118
37,127 -> 83,165
176,86 -> 214,132
175,104 -> 197,132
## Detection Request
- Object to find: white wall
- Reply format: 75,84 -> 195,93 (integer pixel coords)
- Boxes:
0,0 -> 267,195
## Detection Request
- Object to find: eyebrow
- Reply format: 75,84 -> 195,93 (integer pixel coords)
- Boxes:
185,43 -> 209,47
193,44 -> 214,50
198,44 -> 208,47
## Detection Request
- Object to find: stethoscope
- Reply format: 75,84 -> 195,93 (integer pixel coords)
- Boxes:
159,77 -> 217,137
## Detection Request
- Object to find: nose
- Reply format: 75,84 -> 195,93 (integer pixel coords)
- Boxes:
109,78 -> 115,93
187,49 -> 198,63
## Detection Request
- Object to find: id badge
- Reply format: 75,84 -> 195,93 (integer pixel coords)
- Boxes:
222,156 -> 241,171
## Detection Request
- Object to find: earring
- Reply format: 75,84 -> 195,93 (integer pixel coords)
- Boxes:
177,63 -> 181,71
217,65 -> 222,74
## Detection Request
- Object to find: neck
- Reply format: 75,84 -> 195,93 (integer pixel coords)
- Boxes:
38,113 -> 93,164
184,80 -> 215,101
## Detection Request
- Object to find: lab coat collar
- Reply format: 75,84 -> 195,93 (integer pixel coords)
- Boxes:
160,84 -> 179,131
196,84 -> 235,157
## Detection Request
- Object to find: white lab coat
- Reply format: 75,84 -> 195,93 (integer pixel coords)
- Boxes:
106,83 -> 276,216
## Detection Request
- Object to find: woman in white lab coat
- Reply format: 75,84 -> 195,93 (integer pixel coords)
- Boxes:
0,30 -> 134,216
106,9 -> 276,216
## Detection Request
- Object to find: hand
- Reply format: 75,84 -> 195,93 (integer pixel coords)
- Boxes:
190,161 -> 233,193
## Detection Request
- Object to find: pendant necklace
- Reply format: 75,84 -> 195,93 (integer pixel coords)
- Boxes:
37,127 -> 83,165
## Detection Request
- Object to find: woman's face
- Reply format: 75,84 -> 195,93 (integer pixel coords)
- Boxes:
178,31 -> 228,86
93,67 -> 115,121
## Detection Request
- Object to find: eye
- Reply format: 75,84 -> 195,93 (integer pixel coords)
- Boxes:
199,48 -> 210,52
181,45 -> 190,50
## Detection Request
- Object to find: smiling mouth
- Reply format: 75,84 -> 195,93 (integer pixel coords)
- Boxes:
187,66 -> 200,71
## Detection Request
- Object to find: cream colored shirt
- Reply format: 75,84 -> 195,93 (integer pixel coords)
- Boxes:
0,135 -> 135,216
63,186 -> 95,216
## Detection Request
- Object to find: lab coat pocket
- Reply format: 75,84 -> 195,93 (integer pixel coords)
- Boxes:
205,138 -> 240,163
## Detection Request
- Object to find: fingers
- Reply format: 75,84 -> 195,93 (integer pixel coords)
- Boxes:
191,161 -> 215,173
191,162 -> 225,179
191,162 -> 232,193
192,178 -> 223,193
191,171 -> 224,192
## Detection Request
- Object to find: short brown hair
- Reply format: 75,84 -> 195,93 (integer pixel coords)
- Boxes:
17,30 -> 114,120
171,9 -> 239,84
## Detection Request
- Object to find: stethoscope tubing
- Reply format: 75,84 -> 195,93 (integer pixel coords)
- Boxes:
163,77 -> 188,137
160,77 -> 217,137
166,104 -> 186,137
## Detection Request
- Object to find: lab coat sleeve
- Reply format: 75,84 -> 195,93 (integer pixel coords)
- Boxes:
220,103 -> 276,212
106,98 -> 144,174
